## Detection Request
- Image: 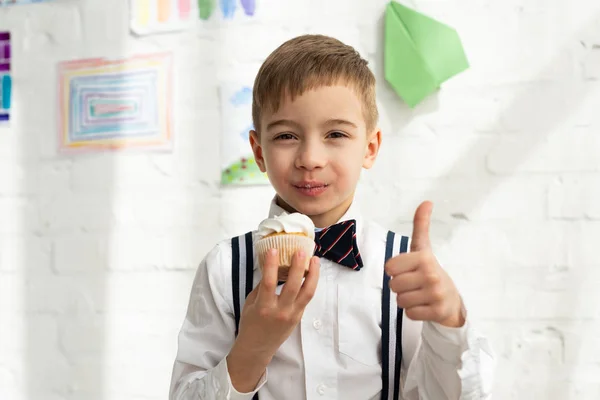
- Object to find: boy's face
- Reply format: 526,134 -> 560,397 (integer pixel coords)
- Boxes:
250,84 -> 381,227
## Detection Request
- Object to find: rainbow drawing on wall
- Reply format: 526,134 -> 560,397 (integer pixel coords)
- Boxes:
58,53 -> 173,153
131,0 -> 257,35
0,32 -> 11,124
220,83 -> 268,186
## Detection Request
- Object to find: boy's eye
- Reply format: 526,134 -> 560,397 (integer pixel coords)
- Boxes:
274,133 -> 296,141
328,131 -> 347,139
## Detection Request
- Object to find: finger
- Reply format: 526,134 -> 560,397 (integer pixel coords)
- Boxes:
396,289 -> 430,309
384,252 -> 423,276
245,282 -> 260,305
388,271 -> 425,294
295,256 -> 320,308
257,249 -> 279,304
411,201 -> 433,252
279,250 -> 307,307
405,304 -> 441,322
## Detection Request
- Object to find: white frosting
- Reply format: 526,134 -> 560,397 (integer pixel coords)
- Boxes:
257,212 -> 315,240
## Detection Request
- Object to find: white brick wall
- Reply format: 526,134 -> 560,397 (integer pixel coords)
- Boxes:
1,0 -> 599,399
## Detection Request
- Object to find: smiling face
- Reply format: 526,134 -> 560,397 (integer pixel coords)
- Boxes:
250,84 -> 381,228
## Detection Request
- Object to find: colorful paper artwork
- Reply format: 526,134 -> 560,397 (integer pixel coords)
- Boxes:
0,32 -> 11,124
0,0 -> 53,6
220,83 -> 268,186
57,53 -> 173,153
131,0 -> 258,35
384,1 -> 469,107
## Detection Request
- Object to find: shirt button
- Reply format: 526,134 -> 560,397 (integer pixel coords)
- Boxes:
317,384 -> 326,395
313,319 -> 322,330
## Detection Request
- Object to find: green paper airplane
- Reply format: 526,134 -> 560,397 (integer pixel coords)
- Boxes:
384,1 -> 469,107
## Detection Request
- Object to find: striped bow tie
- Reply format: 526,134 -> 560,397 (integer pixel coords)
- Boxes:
314,219 -> 363,271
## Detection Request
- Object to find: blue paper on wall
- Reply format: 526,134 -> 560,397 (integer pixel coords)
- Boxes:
0,0 -> 53,6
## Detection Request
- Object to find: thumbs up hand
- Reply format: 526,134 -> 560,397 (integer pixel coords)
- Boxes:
385,201 -> 465,328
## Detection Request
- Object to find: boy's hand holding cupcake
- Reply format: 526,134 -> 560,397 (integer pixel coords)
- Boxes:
227,213 -> 320,393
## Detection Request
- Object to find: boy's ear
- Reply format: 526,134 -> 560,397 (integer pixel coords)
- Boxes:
249,130 -> 267,173
363,128 -> 382,169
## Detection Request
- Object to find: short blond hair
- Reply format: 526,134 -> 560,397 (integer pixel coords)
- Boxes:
252,34 -> 378,133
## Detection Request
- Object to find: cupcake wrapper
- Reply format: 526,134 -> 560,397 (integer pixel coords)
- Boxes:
255,234 -> 315,273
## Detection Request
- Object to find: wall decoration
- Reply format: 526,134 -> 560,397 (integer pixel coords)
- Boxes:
219,83 -> 268,186
58,53 -> 173,153
0,32 -> 11,124
385,0 -> 469,107
0,0 -> 54,6
131,0 -> 257,35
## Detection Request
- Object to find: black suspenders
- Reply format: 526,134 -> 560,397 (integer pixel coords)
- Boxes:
231,230 -> 409,399
231,231 -> 259,400
382,231 -> 410,400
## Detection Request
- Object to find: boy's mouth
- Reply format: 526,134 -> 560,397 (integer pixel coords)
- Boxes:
293,182 -> 330,197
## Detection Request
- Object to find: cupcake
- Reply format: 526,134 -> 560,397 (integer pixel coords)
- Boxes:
255,212 -> 316,281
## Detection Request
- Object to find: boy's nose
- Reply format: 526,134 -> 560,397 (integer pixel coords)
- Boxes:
295,142 -> 327,170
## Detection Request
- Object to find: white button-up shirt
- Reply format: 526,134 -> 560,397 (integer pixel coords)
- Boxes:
170,200 -> 495,399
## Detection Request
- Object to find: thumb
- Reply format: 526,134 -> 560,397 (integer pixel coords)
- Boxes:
411,201 -> 433,252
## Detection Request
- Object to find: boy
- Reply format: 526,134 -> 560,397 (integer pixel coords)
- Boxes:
170,35 -> 495,399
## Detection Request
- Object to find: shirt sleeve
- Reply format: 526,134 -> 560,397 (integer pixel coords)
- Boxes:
169,243 -> 268,400
402,317 -> 496,399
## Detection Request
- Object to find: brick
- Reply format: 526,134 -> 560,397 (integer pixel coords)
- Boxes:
0,160 -> 71,197
24,274 -> 105,314
104,312 -> 181,363
220,186 -> 275,237
374,134 -> 493,179
70,149 -> 220,192
105,364 -> 172,398
101,313 -> 183,398
0,197 -> 41,235
16,315 -> 73,397
0,235 -> 52,273
69,155 -> 178,192
51,228 -> 218,273
468,290 -> 600,320
22,5 -> 83,49
487,129 -> 600,174
549,175 -> 600,219
495,82 -> 593,133
78,0 -> 129,45
52,233 -> 108,274
447,1 -> 574,86
59,314 -> 108,362
217,25 -> 307,65
113,189 -> 221,230
38,191 -> 117,234
37,161 -> 73,196
107,229 -> 216,272
105,271 -> 195,314
359,175 -> 549,223
439,220 -> 567,268
421,87 -> 516,133
566,222 -> 600,266
0,164 -> 28,196
0,295 -> 24,358
583,47 -> 600,80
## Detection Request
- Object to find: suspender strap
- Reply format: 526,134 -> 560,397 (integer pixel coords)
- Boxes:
231,232 -> 260,400
232,232 -> 255,336
381,231 -> 409,400
232,236 -> 241,336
